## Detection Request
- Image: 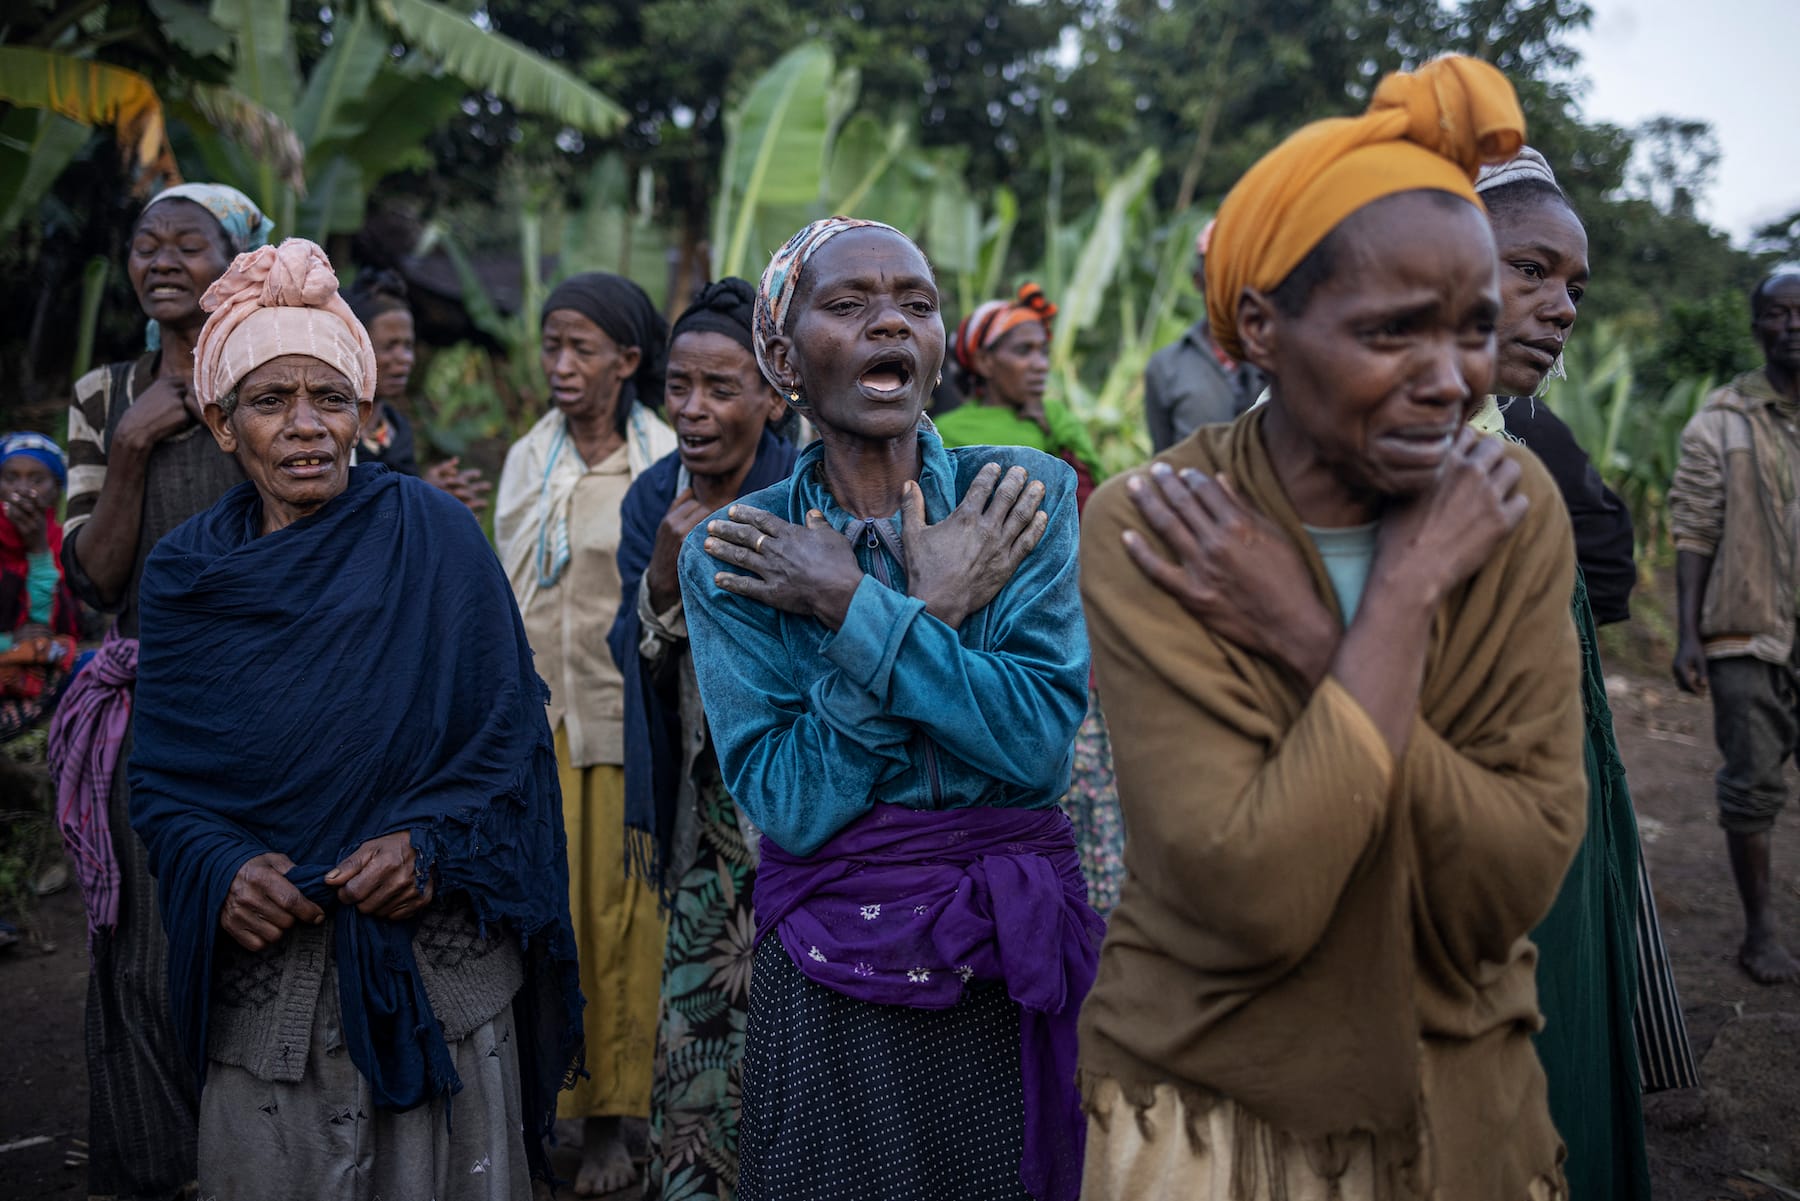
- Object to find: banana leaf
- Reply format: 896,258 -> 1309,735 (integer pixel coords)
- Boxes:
1051,148 -> 1159,375
0,109 -> 93,235
0,47 -> 174,192
375,0 -> 626,135
712,42 -> 837,279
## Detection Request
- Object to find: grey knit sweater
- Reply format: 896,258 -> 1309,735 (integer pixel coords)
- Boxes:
207,898 -> 523,1083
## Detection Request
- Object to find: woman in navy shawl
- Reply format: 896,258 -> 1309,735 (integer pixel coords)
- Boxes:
608,278 -> 796,1201
127,238 -> 580,1201
678,219 -> 1102,1201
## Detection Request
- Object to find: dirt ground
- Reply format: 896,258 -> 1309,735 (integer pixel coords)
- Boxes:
2,671 -> 1796,1200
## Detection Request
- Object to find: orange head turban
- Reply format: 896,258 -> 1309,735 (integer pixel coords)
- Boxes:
1204,55 -> 1525,360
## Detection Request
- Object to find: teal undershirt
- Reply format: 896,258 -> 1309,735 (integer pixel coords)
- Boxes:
0,551 -> 58,652
1302,522 -> 1379,625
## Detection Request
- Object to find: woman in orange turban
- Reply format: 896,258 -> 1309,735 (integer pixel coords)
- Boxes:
1076,57 -> 1585,1200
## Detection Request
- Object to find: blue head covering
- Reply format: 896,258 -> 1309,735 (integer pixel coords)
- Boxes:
0,432 -> 67,486
140,183 -> 275,351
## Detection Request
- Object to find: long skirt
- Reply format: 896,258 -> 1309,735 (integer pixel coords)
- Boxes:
85,717 -> 200,1199
197,997 -> 530,1200
1058,687 -> 1124,917
644,770 -> 757,1201
736,937 -> 1029,1201
555,726 -> 666,1119
1530,580 -> 1651,1200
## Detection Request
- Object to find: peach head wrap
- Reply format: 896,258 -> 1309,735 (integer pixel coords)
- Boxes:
1204,55 -> 1525,360
192,238 -> 377,410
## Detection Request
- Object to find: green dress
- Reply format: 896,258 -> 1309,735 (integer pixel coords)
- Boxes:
1530,571 -> 1652,1200
931,397 -> 1103,478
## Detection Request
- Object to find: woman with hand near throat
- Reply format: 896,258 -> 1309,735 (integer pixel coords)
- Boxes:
679,218 -> 1102,1201
610,277 -> 798,1201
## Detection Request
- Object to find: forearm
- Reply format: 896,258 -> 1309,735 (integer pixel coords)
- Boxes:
69,441 -> 155,606
1328,568 -> 1438,759
1674,550 -> 1712,643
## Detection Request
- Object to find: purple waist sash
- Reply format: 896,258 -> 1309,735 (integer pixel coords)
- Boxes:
755,802 -> 1105,1201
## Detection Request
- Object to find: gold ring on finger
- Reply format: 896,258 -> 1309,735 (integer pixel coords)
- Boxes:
756,533 -> 767,553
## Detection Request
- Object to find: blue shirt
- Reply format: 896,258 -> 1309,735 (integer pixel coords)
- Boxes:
679,428 -> 1090,856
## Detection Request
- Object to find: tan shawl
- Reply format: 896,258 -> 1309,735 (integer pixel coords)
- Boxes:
1077,408 -> 1586,1198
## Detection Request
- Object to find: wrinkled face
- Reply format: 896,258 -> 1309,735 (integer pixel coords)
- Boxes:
128,199 -> 233,332
1489,196 -> 1589,397
368,309 -> 416,400
665,331 -> 786,482
973,319 -> 1050,412
540,309 -> 640,426
766,228 -> 945,444
0,457 -> 59,510
203,355 -> 368,527
1240,191 -> 1500,501
1754,275 -> 1800,376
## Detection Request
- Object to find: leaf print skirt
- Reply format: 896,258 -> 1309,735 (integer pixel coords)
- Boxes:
735,937 -> 1031,1201
645,770 -> 758,1201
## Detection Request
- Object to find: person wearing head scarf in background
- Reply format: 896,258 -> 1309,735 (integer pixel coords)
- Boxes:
606,277 -> 797,1201
938,283 -> 1104,506
1076,58 -> 1587,1200
0,432 -> 79,742
1140,221 -> 1267,452
937,285 -> 1123,915
46,180 -> 270,1201
126,236 -> 581,1201
340,269 -> 492,512
493,271 -> 678,1195
680,216 -> 1101,1201
1473,146 -> 1685,1201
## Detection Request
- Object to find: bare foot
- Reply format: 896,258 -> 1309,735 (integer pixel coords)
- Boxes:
1738,931 -> 1800,984
574,1116 -> 638,1196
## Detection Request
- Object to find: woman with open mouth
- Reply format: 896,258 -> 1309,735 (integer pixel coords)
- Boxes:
679,217 -> 1102,1201
1077,57 -> 1588,1200
127,237 -> 582,1200
494,271 -> 678,1196
50,181 -> 271,1201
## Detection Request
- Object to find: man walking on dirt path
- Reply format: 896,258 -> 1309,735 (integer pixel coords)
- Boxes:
1670,269 -> 1800,985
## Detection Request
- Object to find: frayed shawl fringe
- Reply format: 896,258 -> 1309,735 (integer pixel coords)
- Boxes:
1077,1070 -> 1432,1201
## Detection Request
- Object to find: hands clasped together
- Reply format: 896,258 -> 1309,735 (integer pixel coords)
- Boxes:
704,462 -> 1050,631
220,831 -> 433,952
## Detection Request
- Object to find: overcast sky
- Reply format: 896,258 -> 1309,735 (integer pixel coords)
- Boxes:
1568,0 -> 1798,244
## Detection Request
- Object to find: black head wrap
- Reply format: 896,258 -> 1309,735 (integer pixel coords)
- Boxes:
342,268 -> 411,328
669,277 -> 756,356
542,272 -> 668,431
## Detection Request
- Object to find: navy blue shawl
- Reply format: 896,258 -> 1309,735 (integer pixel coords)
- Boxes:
608,429 -> 797,890
129,465 -> 581,1176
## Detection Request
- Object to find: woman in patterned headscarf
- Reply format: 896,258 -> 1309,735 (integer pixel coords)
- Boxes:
50,180 -> 271,1201
681,216 -> 1102,1201
1077,57 -> 1586,1200
493,271 -> 678,1195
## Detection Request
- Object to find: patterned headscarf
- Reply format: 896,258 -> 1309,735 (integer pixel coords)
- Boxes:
953,283 -> 1056,379
192,239 -> 377,410
752,216 -> 908,391
1475,145 -> 1559,194
1205,55 -> 1524,360
140,183 -> 275,352
0,432 -> 68,486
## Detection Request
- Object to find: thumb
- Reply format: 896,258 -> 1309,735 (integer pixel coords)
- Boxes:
900,481 -> 925,538
325,846 -> 368,883
805,508 -> 832,533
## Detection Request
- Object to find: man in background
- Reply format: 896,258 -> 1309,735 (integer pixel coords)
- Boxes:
1141,222 -> 1264,452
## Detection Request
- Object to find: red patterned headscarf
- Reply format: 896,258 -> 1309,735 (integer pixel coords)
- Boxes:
952,283 -> 1056,379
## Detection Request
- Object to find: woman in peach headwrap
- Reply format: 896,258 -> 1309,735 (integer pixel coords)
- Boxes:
128,238 -> 582,1200
1076,57 -> 1585,1200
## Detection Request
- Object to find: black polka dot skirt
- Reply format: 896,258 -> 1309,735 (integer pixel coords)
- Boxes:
736,936 -> 1030,1201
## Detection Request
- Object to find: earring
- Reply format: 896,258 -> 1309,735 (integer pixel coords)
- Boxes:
935,374 -> 942,387
787,390 -> 800,403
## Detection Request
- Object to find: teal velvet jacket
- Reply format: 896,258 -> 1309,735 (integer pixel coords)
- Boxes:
678,427 -> 1089,856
